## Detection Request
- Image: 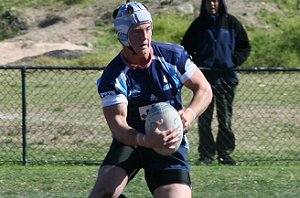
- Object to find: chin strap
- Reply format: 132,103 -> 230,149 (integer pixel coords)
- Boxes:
127,46 -> 137,55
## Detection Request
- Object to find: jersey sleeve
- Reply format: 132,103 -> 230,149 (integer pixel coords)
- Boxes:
177,48 -> 198,83
97,67 -> 129,108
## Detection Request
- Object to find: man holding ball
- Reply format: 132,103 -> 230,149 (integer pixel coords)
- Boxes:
89,1 -> 212,197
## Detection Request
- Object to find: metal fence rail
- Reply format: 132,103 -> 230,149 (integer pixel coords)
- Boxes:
0,66 -> 299,165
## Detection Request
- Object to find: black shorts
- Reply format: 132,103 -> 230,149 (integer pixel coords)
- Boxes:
101,139 -> 191,193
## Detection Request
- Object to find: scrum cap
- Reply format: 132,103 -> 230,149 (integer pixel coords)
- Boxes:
114,1 -> 152,47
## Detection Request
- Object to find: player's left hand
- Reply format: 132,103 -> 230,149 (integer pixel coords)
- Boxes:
178,109 -> 191,133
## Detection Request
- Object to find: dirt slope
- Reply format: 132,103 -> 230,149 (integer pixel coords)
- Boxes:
0,0 -> 279,65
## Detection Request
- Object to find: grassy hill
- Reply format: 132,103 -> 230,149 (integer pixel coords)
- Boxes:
1,0 -> 300,67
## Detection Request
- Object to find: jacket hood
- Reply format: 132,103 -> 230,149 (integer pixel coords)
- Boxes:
200,0 -> 228,17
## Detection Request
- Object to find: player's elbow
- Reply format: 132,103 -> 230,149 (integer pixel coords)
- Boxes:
199,81 -> 213,107
205,83 -> 213,103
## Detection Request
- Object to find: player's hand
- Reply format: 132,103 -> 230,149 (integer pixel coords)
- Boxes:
178,109 -> 191,133
144,119 -> 181,149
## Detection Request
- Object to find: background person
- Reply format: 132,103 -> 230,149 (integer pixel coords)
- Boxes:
181,0 -> 251,165
89,1 -> 212,197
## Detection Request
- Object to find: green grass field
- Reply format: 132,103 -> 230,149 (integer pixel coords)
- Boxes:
0,164 -> 299,198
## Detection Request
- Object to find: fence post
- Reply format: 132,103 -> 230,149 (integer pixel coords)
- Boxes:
21,67 -> 28,166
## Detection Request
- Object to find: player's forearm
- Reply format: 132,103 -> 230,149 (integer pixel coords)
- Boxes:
106,117 -> 142,146
190,84 -> 212,116
184,70 -> 213,119
103,104 -> 142,146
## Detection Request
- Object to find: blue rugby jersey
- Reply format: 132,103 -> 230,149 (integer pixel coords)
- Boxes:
97,41 -> 197,133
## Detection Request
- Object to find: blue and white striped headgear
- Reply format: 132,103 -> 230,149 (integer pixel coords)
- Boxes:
114,1 -> 152,47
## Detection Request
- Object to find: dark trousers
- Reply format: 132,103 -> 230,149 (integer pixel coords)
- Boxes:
198,83 -> 236,158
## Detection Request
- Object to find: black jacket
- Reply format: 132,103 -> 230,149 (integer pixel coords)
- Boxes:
181,0 -> 251,85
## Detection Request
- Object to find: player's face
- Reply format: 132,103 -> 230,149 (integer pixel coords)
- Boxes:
206,0 -> 220,15
128,23 -> 152,56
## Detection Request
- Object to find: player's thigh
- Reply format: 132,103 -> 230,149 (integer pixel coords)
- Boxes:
92,165 -> 128,194
99,165 -> 128,187
153,183 -> 192,198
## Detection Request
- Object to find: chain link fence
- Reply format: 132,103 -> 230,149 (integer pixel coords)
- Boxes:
0,66 -> 299,165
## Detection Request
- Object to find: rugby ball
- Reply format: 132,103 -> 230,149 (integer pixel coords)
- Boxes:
145,102 -> 183,156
